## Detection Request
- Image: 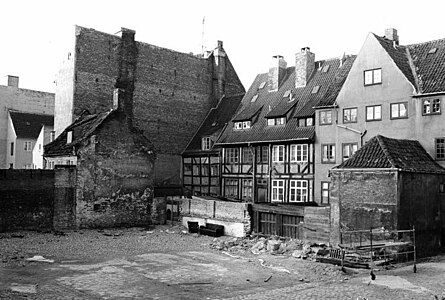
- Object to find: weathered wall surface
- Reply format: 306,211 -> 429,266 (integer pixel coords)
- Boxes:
0,84 -> 54,168
75,115 -> 155,228
0,170 -> 55,232
330,170 -> 398,245
55,26 -> 245,185
303,206 -> 330,243
53,167 -> 77,230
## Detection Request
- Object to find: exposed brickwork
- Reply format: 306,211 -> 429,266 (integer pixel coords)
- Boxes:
55,26 -> 245,186
0,170 -> 55,232
295,48 -> 315,88
53,167 -> 77,230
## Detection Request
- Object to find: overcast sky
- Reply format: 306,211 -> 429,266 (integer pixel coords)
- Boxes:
1,0 -> 444,93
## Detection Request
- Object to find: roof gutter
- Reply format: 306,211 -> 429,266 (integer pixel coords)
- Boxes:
313,104 -> 339,109
215,136 -> 312,146
412,91 -> 445,98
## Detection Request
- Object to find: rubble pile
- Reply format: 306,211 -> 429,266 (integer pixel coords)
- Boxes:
209,234 -> 332,260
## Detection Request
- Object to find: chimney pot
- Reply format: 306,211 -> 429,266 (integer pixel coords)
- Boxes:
268,55 -> 287,92
295,48 -> 315,88
7,75 -> 19,88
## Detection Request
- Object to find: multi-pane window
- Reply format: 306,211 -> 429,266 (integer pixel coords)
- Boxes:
225,148 -> 239,163
366,105 -> 382,121
67,131 -> 73,144
242,179 -> 253,200
298,119 -> 306,127
290,180 -> 308,202
256,146 -> 268,163
290,144 -> 308,162
242,147 -> 253,163
342,143 -> 358,161
242,121 -> 251,129
202,137 -> 212,150
391,102 -> 408,119
24,141 -> 32,151
306,118 -> 313,126
267,117 -> 286,126
343,108 -> 357,123
272,145 -> 284,162
50,131 -> 55,142
319,110 -> 332,125
234,122 -> 242,130
272,180 -> 284,202
321,182 -> 330,204
423,99 -> 441,115
364,68 -> 382,85
10,142 -> 14,156
322,144 -> 335,163
436,138 -> 445,160
251,95 -> 258,102
224,179 -> 239,198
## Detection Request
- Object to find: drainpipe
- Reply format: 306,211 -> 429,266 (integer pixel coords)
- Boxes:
336,125 -> 367,146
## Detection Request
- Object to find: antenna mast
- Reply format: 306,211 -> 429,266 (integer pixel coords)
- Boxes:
201,16 -> 205,56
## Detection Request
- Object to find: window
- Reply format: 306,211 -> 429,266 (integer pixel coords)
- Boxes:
10,142 -> 14,156
306,118 -> 313,126
290,144 -> 308,162
202,137 -> 212,150
322,144 -> 335,163
364,68 -> 382,85
50,131 -> 55,142
322,65 -> 330,73
366,105 -> 382,121
272,145 -> 284,162
319,110 -> 332,125
342,143 -> 358,161
290,180 -> 308,202
436,138 -> 445,160
267,117 -> 286,126
343,108 -> 357,123
391,102 -> 408,119
9,163 -> 13,169
311,85 -> 320,94
423,99 -> 441,115
67,131 -> 73,144
242,179 -> 253,200
258,81 -> 266,89
225,148 -> 239,163
39,144 -> 42,151
224,179 -> 239,198
321,182 -> 330,204
234,122 -> 242,130
257,146 -> 268,163
24,141 -> 32,151
298,119 -> 306,127
272,180 -> 284,202
242,147 -> 253,163
251,94 -> 258,102
242,121 -> 251,129
283,90 -> 291,98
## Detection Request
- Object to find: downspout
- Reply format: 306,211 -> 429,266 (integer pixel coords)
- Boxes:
336,124 -> 367,146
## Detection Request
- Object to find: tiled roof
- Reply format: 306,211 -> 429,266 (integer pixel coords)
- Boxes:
216,56 -> 355,145
336,135 -> 445,174
183,94 -> 244,154
9,111 -> 54,139
44,110 -> 112,157
407,38 -> 445,94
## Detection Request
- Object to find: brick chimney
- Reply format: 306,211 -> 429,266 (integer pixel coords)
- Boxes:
213,40 -> 227,103
295,47 -> 315,88
268,55 -> 287,92
7,75 -> 19,88
384,28 -> 399,46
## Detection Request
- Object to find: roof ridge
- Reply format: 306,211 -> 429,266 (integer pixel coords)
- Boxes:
407,37 -> 445,48
376,135 -> 397,168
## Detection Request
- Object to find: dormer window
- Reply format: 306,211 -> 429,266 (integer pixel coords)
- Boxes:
234,122 -> 243,130
251,94 -> 258,102
311,86 -> 320,94
242,121 -> 251,129
67,131 -> 73,144
322,65 -> 330,73
428,48 -> 437,54
267,117 -> 286,126
306,117 -> 313,126
283,90 -> 291,98
258,81 -> 266,89
202,137 -> 213,150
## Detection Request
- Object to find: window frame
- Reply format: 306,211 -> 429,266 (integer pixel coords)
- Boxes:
10,142 -> 14,156
343,107 -> 358,124
289,180 -> 308,203
242,121 -> 251,129
366,105 -> 382,122
234,122 -> 243,130
290,144 -> 308,163
224,178 -> 239,199
390,102 -> 408,119
319,110 -> 332,125
272,145 -> 285,163
436,138 -> 445,160
24,141 -> 33,152
422,99 -> 441,116
321,181 -> 330,205
242,147 -> 253,163
271,180 -> 285,202
342,143 -> 358,162
364,68 -> 382,86
242,179 -> 253,200
225,148 -> 239,164
321,144 -> 336,164
201,137 -> 212,150
256,146 -> 268,163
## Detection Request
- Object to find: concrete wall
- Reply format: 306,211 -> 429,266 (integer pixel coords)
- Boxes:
0,83 -> 54,168
55,26 -> 244,186
74,115 -> 155,229
0,170 -> 55,232
329,169 -> 399,245
5,115 -> 16,168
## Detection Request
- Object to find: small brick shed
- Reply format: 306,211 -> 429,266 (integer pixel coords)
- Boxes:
329,135 -> 445,255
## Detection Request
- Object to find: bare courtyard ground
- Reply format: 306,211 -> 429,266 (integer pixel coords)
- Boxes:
1,225 -> 444,299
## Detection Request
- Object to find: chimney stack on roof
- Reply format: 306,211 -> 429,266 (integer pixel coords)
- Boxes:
7,75 -> 19,88
295,47 -> 315,88
268,55 -> 287,92
384,28 -> 399,46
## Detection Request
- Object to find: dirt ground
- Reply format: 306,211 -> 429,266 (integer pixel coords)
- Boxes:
1,225 -> 444,299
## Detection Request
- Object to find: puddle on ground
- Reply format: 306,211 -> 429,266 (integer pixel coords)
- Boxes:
364,275 -> 431,293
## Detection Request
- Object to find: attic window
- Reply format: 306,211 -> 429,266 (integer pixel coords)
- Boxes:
242,121 -> 251,129
258,81 -> 266,89
267,117 -> 286,126
234,122 -> 243,130
322,65 -> 330,73
283,90 -> 291,98
251,94 -> 258,102
428,48 -> 438,54
312,86 -> 320,94
202,137 -> 213,150
67,131 -> 73,144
